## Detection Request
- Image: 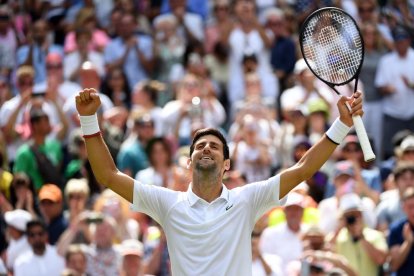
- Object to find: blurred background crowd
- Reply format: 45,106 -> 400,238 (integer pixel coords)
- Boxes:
0,0 -> 414,275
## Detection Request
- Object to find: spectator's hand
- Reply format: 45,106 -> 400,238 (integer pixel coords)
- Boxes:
347,216 -> 364,240
127,36 -> 137,49
75,88 -> 101,116
403,222 -> 414,244
402,76 -> 413,88
19,87 -> 32,107
25,189 -> 33,209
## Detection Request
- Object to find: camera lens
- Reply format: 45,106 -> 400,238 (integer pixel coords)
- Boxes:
345,215 -> 357,225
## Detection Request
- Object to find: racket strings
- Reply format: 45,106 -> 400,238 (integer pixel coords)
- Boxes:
302,11 -> 363,84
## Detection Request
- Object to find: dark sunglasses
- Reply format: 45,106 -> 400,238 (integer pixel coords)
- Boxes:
28,231 -> 45,238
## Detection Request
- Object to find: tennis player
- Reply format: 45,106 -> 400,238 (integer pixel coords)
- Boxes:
75,88 -> 363,275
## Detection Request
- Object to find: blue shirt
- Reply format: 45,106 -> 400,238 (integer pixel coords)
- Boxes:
16,44 -> 63,84
104,35 -> 153,90
116,141 -> 149,177
388,219 -> 414,276
270,36 -> 296,75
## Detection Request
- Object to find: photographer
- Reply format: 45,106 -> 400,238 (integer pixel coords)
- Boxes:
330,193 -> 388,276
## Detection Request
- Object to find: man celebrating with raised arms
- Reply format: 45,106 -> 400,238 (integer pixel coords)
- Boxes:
75,88 -> 363,275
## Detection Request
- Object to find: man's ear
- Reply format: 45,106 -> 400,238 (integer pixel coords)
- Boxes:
224,159 -> 231,171
187,158 -> 192,169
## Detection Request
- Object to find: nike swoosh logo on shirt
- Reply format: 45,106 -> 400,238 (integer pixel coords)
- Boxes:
225,204 -> 234,211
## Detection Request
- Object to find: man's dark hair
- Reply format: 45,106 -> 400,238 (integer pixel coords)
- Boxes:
26,219 -> 47,233
190,128 -> 229,160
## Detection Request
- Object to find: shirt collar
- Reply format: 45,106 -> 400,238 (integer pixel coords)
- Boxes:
187,183 -> 229,207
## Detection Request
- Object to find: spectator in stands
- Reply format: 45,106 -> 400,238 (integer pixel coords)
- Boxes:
230,114 -> 272,183
117,113 -> 154,177
265,7 -> 296,91
376,162 -> 414,232
204,0 -> 232,54
16,19 -> 63,84
131,80 -> 165,136
93,189 -> 139,242
375,26 -> 414,160
104,13 -> 153,90
251,230 -> 282,276
9,172 -> 39,217
388,186 -> 414,275
101,67 -> 131,110
64,28 -> 105,84
319,160 -> 377,234
64,7 -> 110,54
0,6 -> 16,79
13,219 -> 65,276
397,135 -> 414,162
260,192 -> 307,274
331,193 -> 388,276
64,244 -> 88,276
38,184 -> 68,245
359,22 -> 388,157
13,108 -> 65,190
4,209 -> 32,272
155,0 -> 204,44
119,239 -> 145,276
162,73 -> 225,146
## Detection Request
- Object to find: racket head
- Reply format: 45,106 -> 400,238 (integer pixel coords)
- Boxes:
299,7 -> 364,87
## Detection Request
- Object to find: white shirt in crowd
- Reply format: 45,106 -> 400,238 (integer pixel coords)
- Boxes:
6,236 -> 31,270
13,245 -> 65,276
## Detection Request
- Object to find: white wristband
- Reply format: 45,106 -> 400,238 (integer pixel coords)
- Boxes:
79,114 -> 100,136
326,118 -> 351,145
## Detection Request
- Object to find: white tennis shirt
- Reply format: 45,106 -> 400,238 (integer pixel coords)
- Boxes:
132,174 -> 285,276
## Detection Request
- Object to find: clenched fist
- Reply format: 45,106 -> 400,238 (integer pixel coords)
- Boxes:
75,88 -> 101,116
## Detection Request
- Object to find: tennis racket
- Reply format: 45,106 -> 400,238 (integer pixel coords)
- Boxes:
299,7 -> 376,162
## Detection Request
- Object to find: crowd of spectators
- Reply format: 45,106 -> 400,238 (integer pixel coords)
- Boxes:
0,0 -> 414,275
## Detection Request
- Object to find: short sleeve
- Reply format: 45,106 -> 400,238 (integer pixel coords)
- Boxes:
132,180 -> 181,226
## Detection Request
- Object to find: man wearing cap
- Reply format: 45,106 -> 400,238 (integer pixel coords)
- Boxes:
397,135 -> 414,162
119,239 -> 144,276
388,187 -> 414,275
333,193 -> 387,276
260,192 -> 307,274
4,209 -> 32,271
375,25 -> 414,160
319,160 -> 377,234
38,184 -> 68,245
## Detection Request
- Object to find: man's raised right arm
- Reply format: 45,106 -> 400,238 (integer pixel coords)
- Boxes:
75,88 -> 134,202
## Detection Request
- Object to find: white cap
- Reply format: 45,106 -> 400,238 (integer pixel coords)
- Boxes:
285,192 -> 305,208
339,193 -> 363,214
294,58 -> 314,74
120,239 -> 144,257
401,135 -> 414,152
4,209 -> 33,232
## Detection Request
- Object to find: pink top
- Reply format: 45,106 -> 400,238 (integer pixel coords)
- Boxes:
64,29 -> 110,53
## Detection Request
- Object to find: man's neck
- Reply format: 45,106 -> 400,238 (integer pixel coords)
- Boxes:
191,172 -> 223,203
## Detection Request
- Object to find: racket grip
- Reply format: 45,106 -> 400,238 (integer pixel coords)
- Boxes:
352,115 -> 376,162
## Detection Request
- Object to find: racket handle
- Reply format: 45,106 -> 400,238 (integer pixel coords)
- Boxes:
352,115 -> 376,162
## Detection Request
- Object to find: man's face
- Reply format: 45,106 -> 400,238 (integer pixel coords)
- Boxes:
33,116 -> 52,136
396,171 -> 414,196
32,20 -> 48,44
189,135 -> 229,173
284,205 -> 304,230
39,199 -> 61,220
94,221 -> 114,248
17,75 -> 34,92
67,252 -> 87,274
122,254 -> 142,276
118,15 -> 135,38
403,197 -> 414,224
27,225 -> 47,254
